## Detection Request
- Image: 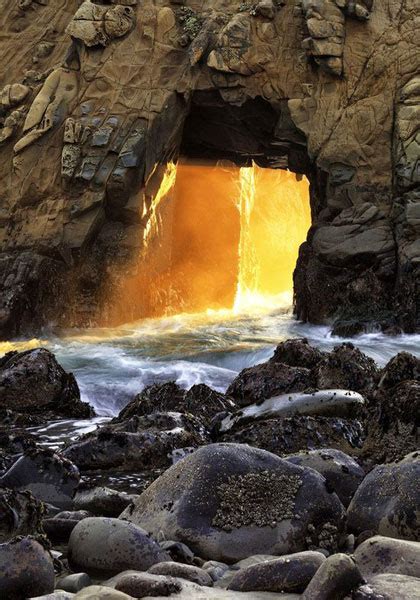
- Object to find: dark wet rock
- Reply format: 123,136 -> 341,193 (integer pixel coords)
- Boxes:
271,338 -> 326,369
0,348 -> 93,419
378,352 -> 420,389
347,453 -> 420,540
353,573 -> 420,600
0,486 -> 44,542
117,382 -> 235,428
113,571 -> 183,597
57,573 -> 91,594
315,343 -> 379,392
63,423 -> 206,472
159,540 -> 195,564
0,448 -> 80,510
68,517 -> 169,575
183,384 -> 236,426
0,429 -> 36,473
149,561 -> 213,586
301,553 -> 363,599
354,536 -> 420,579
43,510 -> 91,543
363,379 -> 420,463
228,550 -> 325,592
226,362 -> 313,408
221,415 -> 364,457
120,443 -> 346,563
0,536 -> 55,599
117,382 -> 185,421
73,486 -> 137,517
286,449 -> 365,508
220,390 -> 365,432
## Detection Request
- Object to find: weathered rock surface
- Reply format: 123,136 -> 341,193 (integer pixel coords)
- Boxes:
0,1 -> 418,334
0,536 -> 55,599
347,453 -> 420,540
0,486 -> 44,542
1,448 -> 80,509
0,348 -> 93,421
226,362 -> 313,407
227,550 -> 325,593
286,449 -> 365,508
121,443 -> 346,563
221,414 -> 364,457
68,517 -> 169,575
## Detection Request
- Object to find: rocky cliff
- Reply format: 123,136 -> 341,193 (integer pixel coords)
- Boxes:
0,0 -> 418,335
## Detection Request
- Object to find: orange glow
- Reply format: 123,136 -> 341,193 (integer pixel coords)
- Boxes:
105,161 -> 311,325
234,164 -> 311,313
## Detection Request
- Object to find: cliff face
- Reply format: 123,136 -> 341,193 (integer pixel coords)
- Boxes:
0,0 -> 418,335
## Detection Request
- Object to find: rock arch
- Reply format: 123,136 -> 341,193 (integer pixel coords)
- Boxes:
0,0 -> 418,335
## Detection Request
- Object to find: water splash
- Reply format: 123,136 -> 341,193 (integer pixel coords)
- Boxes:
143,162 -> 178,247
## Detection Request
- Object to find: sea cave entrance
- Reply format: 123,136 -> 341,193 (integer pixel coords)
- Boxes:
105,95 -> 314,325
111,159 -> 311,323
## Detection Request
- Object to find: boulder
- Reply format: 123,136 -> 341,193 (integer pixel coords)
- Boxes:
315,343 -> 378,392
286,449 -> 365,508
347,454 -> 420,540
57,573 -> 92,594
354,536 -> 420,579
378,352 -> 420,389
120,443 -> 346,562
221,415 -> 364,457
1,448 -> 80,509
270,339 -> 325,369
30,593 -> 75,600
73,486 -> 137,517
228,551 -> 325,592
148,562 -> 213,586
117,382 -> 234,427
301,553 -> 363,599
0,348 -> 93,419
354,573 -> 420,599
226,362 -> 313,407
74,588 -> 133,600
0,487 -> 44,541
220,390 -> 365,432
43,510 -> 92,543
68,517 -> 169,575
110,571 -> 182,597
63,417 -> 207,472
0,536 -> 55,599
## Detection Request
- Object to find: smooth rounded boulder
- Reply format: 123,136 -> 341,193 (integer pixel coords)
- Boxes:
347,454 -> 420,539
301,553 -> 363,600
120,443 -> 346,563
286,449 -> 365,507
148,562 -> 213,586
0,536 -> 55,599
354,573 -> 420,599
228,551 -> 325,593
354,536 -> 420,578
68,517 -> 169,575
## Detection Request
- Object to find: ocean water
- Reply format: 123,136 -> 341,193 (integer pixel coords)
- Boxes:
17,306 -> 420,417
